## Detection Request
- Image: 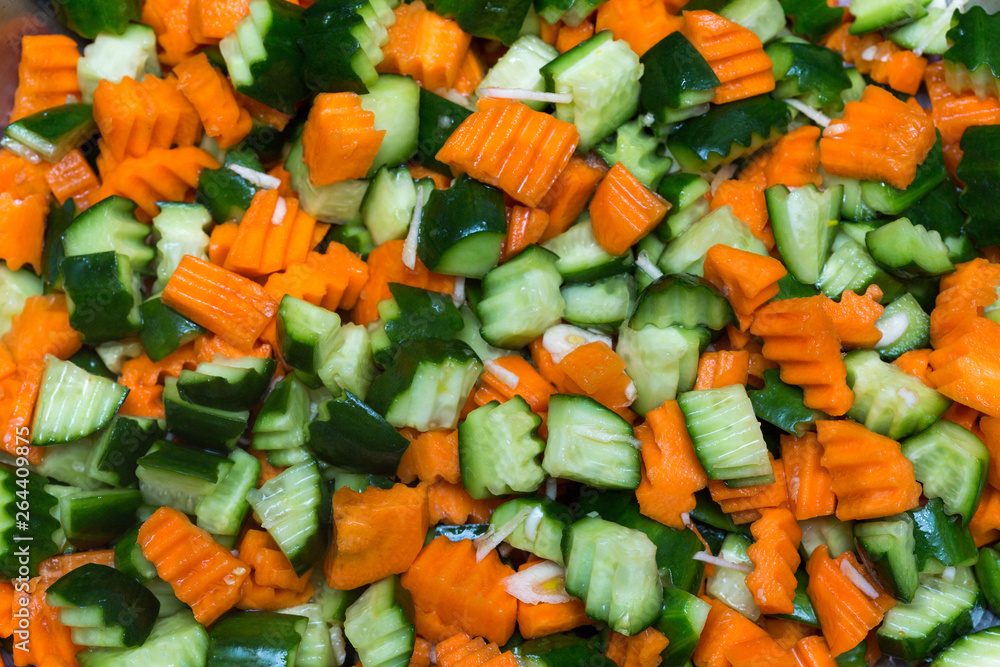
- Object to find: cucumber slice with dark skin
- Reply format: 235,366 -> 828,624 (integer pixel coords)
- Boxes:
300,1 -> 379,95
910,499 -> 979,571
2,103 -> 97,163
874,293 -> 930,361
976,546 -> 1000,614
489,497 -> 571,565
513,635 -> 616,667
415,88 -> 473,174
656,587 -> 712,665
53,0 -> 141,39
56,488 -> 143,549
430,0 -> 533,44
176,357 -> 276,412
163,377 -> 249,451
774,569 -> 821,627
780,0 -> 844,40
196,167 -> 258,224
417,174 -> 507,278
901,420 -> 988,525
67,348 -> 115,380
459,396 -> 546,498
136,441 -> 233,515
343,575 -> 415,667
206,610 -> 307,667
767,39 -> 852,110
849,0 -> 929,34
32,357 -> 129,446
860,134 -> 946,215
748,368 -> 824,436
855,513 -> 919,603
425,523 -> 491,545
140,295 -> 207,362
542,217 -> 634,284
0,466 -> 61,578
640,31 -> 720,124
114,524 -> 158,584
957,124 -> 1000,247
866,218 -> 954,279
254,374 -> 311,451
47,564 -> 160,648
374,283 -> 464,365
766,183 -> 842,285
277,295 -> 340,377
62,196 -> 156,274
61,251 -> 142,343
308,391 -> 410,476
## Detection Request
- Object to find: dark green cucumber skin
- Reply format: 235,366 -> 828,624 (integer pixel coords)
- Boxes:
163,380 -> 248,451
749,369 -> 822,436
62,489 -> 143,549
43,198 -> 75,291
416,88 -> 473,174
93,414 -> 165,487
417,174 -> 506,277
767,40 -> 852,109
206,610 -> 306,667
860,134 -> 946,216
68,348 -> 115,380
177,360 -> 276,412
366,338 -> 481,416
114,524 -> 157,584
138,441 -> 232,486
379,283 -> 464,364
425,523 -> 491,545
429,0 -> 533,44
910,499 -> 979,570
300,3 -> 372,95
512,634 -> 616,667
54,0 -> 141,38
775,570 -> 821,627
140,296 -> 206,362
976,546 -> 1000,614
640,32 -> 719,120
238,0 -> 309,114
308,391 -> 409,476
0,466 -> 61,578
61,251 -> 139,343
629,273 -> 735,331
4,104 -> 97,162
957,124 -> 1000,247
47,564 -> 160,647
780,0 -> 844,40
689,490 -> 752,536
666,97 -> 790,171
196,168 -> 258,224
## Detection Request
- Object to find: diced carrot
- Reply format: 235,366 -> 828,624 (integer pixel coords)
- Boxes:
636,400 -> 709,529
751,297 -> 853,416
503,206 -> 550,262
704,244 -> 787,331
45,150 -> 99,205
409,637 -> 433,667
681,10 -> 775,104
139,506 -> 250,625
437,100 -> 580,208
930,258 -> 1000,348
816,419 -> 922,521
538,156 -> 607,242
142,0 -> 199,66
792,635 -> 838,667
9,35 -> 80,123
745,507 -> 802,615
819,85 -> 936,190
761,617 -> 816,650
401,537 -> 517,645
189,0 -> 248,44
452,49 -> 484,97
11,577 -> 79,667
434,633 -> 518,667
193,334 -> 270,363
555,341 -> 637,419
710,180 -> 773,250
925,62 -> 1000,176
162,255 -> 278,353
556,20 -> 595,53
893,348 -> 934,387
515,561 -> 592,640
301,93 -> 384,187
694,350 -> 750,390
225,191 -> 317,277
476,355 -> 556,414
596,0 -> 684,56
589,162 -> 670,256
824,23 -> 927,96
209,221 -> 239,265
820,285 -> 885,349
0,149 -> 50,200
236,92 -> 292,131
725,637 -> 798,667
970,484 -> 1000,547
3,294 -> 81,367
0,193 -> 47,273
929,317 -> 1000,418
806,545 -> 895,657
173,52 -> 253,148
397,430 -> 460,485
781,433 -> 836,520
606,627 -> 670,667
379,1 -> 473,90
709,458 -> 788,514
763,126 -> 822,189
425,481 -> 502,526
692,597 -> 772,667
235,529 -> 314,610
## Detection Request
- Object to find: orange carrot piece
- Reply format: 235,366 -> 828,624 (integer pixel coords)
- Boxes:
379,1 -> 473,90
930,258 -> 1000,348
93,75 -> 202,162
556,20 -> 595,53
437,100 -> 580,208
162,255 -> 278,353
806,545 -> 895,657
555,341 -> 637,418
636,401 -> 709,529
606,627 -> 670,667
761,617 -> 817,650
0,343 -> 14,384
3,294 -> 81,367
704,244 -> 787,331
589,162 -> 670,256
397,430 -> 461,485
538,156 -> 607,242
816,419 -> 922,521
792,635 -> 838,667
352,239 -> 454,325
401,537 -> 517,645
0,193 -> 47,273
408,163 -> 452,190
516,573 -> 592,640
225,191 -> 316,277
193,334 -> 270,363
764,126 -> 822,189
819,85 -> 936,190
45,150 -> 99,205
893,348 -> 935,387
0,149 -> 50,200
173,52 -> 253,148
980,416 -> 1000,488
37,551 -> 115,582
694,350 -> 750,390
9,35 -> 80,123
820,285 -> 886,349
452,49 -> 484,97
426,481 -> 502,526
681,10 -> 775,104
503,206 -> 550,262
11,577 -> 79,667
235,529 -> 313,610
692,597 -> 772,667
928,317 -> 1000,418
781,433 -> 836,520
409,637 -> 433,667
141,0 -> 199,66
92,145 -> 219,219
970,484 -> 1000,546
751,297 -> 853,416
301,93 -> 384,187
925,62 -> 1000,175
189,0 -> 248,44
209,221 -> 239,265
709,458 -> 789,514
596,0 -> 684,56
745,507 -> 802,615
824,24 -> 927,96
477,355 -> 557,414
139,506 -> 249,625
710,180 -> 772,250
250,449 -> 287,488
324,483 -> 429,590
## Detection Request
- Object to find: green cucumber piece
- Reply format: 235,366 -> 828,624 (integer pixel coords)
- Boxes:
902,421 -> 989,525
418,174 -> 506,278
459,396 -> 546,498
32,356 -> 129,446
